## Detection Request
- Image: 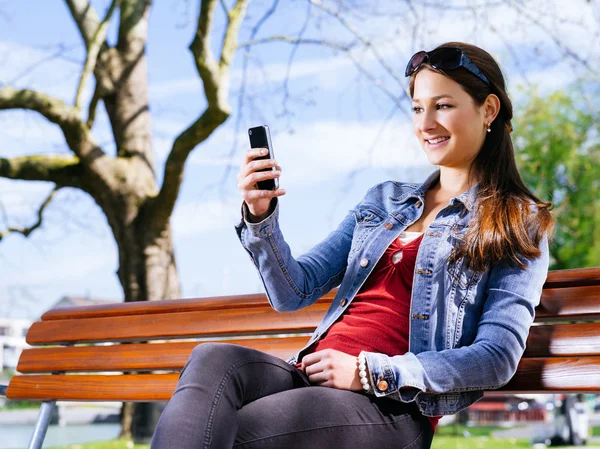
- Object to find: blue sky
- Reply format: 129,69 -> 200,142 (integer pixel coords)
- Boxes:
0,0 -> 598,319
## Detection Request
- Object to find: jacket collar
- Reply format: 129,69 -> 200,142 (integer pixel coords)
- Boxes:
395,169 -> 479,212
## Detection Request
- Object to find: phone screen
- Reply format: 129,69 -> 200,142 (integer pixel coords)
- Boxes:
248,125 -> 278,190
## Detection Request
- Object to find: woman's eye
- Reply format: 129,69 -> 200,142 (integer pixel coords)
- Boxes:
412,106 -> 423,113
437,103 -> 453,109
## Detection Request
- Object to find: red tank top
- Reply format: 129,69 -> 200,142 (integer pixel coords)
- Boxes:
300,232 -> 440,431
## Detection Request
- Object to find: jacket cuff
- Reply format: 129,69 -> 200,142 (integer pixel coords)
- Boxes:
235,198 -> 279,239
363,351 -> 424,402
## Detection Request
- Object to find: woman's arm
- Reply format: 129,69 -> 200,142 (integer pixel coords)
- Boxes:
235,195 -> 361,312
363,233 -> 550,402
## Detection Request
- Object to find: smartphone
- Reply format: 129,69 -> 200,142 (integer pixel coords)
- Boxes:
248,125 -> 278,190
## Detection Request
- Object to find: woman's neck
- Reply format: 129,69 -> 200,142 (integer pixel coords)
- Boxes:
437,167 -> 477,197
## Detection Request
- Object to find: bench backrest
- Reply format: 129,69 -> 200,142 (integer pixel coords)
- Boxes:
7,267 -> 600,402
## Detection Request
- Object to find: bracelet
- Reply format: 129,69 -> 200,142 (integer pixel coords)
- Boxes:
358,351 -> 370,392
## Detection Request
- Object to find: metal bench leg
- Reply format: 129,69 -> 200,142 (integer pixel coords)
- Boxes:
27,401 -> 56,449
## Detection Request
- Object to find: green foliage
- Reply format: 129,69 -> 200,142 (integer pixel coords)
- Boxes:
1,399 -> 40,409
514,89 -> 600,269
46,435 -> 531,449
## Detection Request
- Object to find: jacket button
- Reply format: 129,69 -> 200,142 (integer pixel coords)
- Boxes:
340,298 -> 347,307
384,222 -> 393,230
377,380 -> 389,392
360,258 -> 369,267
415,200 -> 422,208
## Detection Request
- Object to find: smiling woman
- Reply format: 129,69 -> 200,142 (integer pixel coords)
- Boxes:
150,42 -> 555,449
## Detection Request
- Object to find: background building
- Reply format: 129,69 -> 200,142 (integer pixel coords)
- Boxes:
0,318 -> 31,371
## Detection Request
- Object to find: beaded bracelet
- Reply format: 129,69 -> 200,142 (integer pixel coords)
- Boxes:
358,351 -> 370,392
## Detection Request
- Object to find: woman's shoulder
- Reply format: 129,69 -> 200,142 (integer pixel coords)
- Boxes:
366,179 -> 420,194
361,180 -> 420,204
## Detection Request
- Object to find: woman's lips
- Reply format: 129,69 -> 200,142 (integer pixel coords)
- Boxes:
425,136 -> 450,149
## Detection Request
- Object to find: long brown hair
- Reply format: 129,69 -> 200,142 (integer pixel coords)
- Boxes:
409,42 -> 555,271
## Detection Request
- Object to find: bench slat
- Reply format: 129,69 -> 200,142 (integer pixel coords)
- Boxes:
500,357 -> 600,393
534,285 -> 600,322
543,267 -> 600,288
8,356 -> 600,401
6,374 -> 179,401
525,323 -> 600,357
26,305 -> 328,345
26,285 -> 600,346
41,294 -> 335,321
18,323 -> 600,373
17,337 -> 309,373
36,267 -> 600,322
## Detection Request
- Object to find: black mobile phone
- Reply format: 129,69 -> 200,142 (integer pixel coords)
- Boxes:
248,125 -> 278,190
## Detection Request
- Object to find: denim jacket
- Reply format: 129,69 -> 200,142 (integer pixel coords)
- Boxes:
234,169 -> 550,416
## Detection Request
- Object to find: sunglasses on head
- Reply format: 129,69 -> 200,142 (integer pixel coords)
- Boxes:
405,47 -> 491,87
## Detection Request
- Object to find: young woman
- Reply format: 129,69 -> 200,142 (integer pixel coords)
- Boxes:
151,42 -> 554,449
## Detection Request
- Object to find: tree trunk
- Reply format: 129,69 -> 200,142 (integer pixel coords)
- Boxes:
111,216 -> 180,439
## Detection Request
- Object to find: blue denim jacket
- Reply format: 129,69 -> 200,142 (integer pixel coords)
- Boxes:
234,169 -> 550,416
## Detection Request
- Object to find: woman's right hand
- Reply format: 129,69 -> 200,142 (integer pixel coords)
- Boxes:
237,147 -> 286,222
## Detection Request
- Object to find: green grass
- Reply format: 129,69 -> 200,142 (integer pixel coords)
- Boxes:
46,427 -> 531,449
436,425 -> 504,437
431,436 -> 530,448
48,440 -> 149,449
47,437 -> 530,449
432,425 -> 529,449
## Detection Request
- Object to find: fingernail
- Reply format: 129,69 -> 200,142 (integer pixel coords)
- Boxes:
261,149 -> 268,154
280,189 -> 286,194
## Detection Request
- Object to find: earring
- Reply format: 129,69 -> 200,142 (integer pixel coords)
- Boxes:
485,122 -> 491,133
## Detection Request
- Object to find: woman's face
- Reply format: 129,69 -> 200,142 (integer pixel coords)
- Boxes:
411,68 -> 487,169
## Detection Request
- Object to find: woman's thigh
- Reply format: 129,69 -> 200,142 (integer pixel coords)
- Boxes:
234,386 -> 433,449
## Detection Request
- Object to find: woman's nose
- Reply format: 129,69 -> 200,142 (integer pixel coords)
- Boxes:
417,111 -> 437,133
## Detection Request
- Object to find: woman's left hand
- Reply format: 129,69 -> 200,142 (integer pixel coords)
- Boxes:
301,349 -> 363,391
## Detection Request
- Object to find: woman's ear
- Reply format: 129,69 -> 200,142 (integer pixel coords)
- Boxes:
484,94 -> 501,125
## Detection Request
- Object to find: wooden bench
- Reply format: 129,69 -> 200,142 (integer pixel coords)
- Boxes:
2,266 -> 600,449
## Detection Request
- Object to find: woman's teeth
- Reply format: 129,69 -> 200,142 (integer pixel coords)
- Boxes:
427,137 -> 449,144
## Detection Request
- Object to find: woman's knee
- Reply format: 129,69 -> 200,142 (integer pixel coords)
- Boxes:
188,342 -> 257,366
179,343 -> 244,380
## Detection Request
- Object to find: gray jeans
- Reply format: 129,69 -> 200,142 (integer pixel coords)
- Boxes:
150,343 -> 433,449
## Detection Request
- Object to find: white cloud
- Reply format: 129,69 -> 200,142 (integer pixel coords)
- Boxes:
0,40 -> 88,103
171,196 -> 242,239
270,120 -> 427,187
1,0 -> 598,317
147,0 -> 599,102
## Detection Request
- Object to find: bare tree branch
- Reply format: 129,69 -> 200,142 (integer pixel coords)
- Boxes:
208,0 -> 281,201
0,87 -> 108,165
0,154 -> 84,187
309,0 -> 404,87
241,35 -> 408,115
65,0 -> 102,50
219,0 -> 229,15
0,187 -> 60,241
219,0 -> 248,75
237,36 -> 351,51
74,0 -> 119,110
86,81 -> 101,128
280,2 -> 313,118
151,0 -> 250,229
5,43 -> 81,86
189,0 -> 223,109
506,0 -> 598,75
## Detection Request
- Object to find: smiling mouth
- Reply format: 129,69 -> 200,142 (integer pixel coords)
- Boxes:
426,137 -> 450,144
